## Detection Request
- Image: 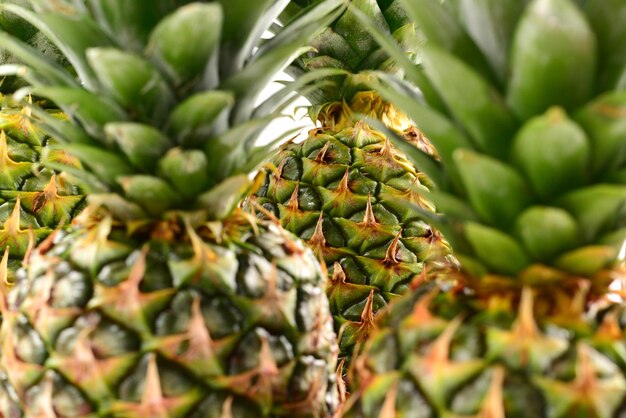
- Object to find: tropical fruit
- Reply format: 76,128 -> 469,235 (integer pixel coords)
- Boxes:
346,280 -> 626,417
253,0 -> 454,361
0,96 -> 83,279
344,0 -> 626,415
0,0 -> 345,416
0,1 -> 82,279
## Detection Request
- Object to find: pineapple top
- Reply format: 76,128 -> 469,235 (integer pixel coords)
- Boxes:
361,0 -> 626,296
0,0 -> 345,223
281,0 -> 420,114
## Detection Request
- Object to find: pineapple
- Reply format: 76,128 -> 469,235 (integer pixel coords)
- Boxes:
344,0 -> 626,415
0,97 -> 83,280
0,0 -> 345,416
252,0 -> 454,361
0,1 -> 82,279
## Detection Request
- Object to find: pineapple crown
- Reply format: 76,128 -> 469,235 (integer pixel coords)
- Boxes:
357,0 -> 626,285
279,0 -> 421,108
0,0 -> 346,222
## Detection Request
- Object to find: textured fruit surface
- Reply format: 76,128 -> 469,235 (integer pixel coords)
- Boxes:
0,0 -> 347,415
344,0 -> 626,415
0,214 -> 338,417
255,0 -> 453,361
255,117 -> 451,359
346,282 -> 626,417
0,99 -> 83,277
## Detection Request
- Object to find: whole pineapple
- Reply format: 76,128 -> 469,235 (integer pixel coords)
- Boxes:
252,0 -> 454,361
0,2 -> 83,279
345,0 -> 626,416
0,0 -> 345,416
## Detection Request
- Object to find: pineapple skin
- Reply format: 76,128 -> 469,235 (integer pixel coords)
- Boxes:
0,0 -> 348,416
0,100 -> 83,278
341,0 -> 626,415
254,103 -> 452,360
0,212 -> 338,417
345,282 -> 626,418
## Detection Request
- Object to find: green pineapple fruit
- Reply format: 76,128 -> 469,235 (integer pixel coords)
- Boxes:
0,0 -> 345,416
344,0 -> 626,415
0,1 -> 82,279
0,96 -> 83,278
252,0 -> 455,362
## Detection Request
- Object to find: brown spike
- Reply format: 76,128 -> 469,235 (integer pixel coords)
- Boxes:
219,397 -> 234,418
0,248 -> 10,313
246,335 -> 280,400
383,230 -> 403,265
477,367 -> 505,418
574,344 -> 598,393
308,212 -> 327,250
568,281 -> 590,317
597,310 -> 622,340
140,353 -> 169,417
424,316 -> 463,367
336,358 -> 347,404
335,168 -> 351,194
32,175 -> 60,215
22,226 -> 36,264
4,197 -> 22,237
286,183 -> 300,211
182,296 -> 215,360
28,371 -> 56,418
315,141 -> 332,163
360,290 -> 376,326
514,287 -> 539,338
377,138 -> 394,158
410,288 -> 438,324
250,200 -> 280,225
185,220 -> 217,264
379,381 -> 398,418
331,262 -> 347,285
360,194 -> 378,227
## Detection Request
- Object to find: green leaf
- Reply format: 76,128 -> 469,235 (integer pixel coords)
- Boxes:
0,31 -> 76,87
507,0 -> 596,119
585,0 -> 626,91
104,123 -> 171,173
420,45 -> 518,159
555,245 -> 618,276
333,0 -> 389,59
428,191 -> 480,222
455,149 -> 532,228
557,184 -> 626,241
158,148 -> 210,199
196,174 -> 252,220
118,175 -> 182,216
28,105 -> 92,145
0,4 -> 113,90
400,0 -> 495,81
514,206 -> 580,262
167,91 -> 234,146
85,0 -> 179,51
456,0 -> 527,83
86,47 -> 175,125
574,91 -> 626,176
33,86 -> 128,140
61,143 -> 134,185
512,107 -> 590,199
224,44 -> 313,124
147,3 -> 222,89
464,221 -> 531,276
348,7 -> 448,112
